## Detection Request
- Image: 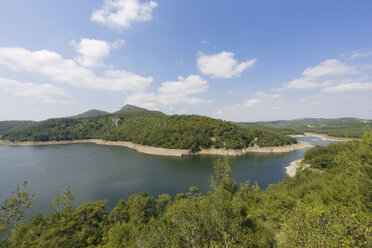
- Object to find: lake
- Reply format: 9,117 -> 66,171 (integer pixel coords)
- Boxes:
0,136 -> 336,216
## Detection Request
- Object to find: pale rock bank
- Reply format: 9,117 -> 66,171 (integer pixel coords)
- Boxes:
0,140 -> 312,157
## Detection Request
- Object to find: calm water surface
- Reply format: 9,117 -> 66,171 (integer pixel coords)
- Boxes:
0,137 -> 336,215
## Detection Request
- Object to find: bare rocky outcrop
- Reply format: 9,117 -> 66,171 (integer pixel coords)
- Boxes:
111,118 -> 121,127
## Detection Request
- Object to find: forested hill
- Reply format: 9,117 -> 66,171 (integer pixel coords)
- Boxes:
115,104 -> 166,117
68,109 -> 110,119
0,121 -> 35,136
0,105 -> 296,150
240,118 -> 372,138
1,130 -> 371,247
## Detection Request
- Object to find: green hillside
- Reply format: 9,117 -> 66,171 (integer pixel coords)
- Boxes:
241,118 -> 372,138
115,104 -> 166,117
1,106 -> 296,150
69,109 -> 110,119
0,121 -> 35,137
235,123 -> 303,136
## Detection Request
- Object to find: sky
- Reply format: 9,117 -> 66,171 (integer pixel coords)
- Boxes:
0,0 -> 372,122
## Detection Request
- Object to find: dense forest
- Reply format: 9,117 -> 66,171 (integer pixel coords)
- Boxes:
0,121 -> 35,136
1,130 -> 371,247
236,124 -> 303,136
0,105 -> 296,151
241,118 -> 372,138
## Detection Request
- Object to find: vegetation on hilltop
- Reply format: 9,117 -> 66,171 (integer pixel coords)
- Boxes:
1,130 -> 371,247
68,109 -> 110,119
115,104 -> 166,117
1,106 -> 296,150
0,121 -> 35,138
236,123 -> 303,136
241,118 -> 372,138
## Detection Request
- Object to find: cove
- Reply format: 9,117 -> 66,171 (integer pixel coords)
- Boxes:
0,136 -> 336,216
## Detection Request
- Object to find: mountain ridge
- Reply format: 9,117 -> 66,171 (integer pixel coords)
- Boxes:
0,105 -> 296,151
69,109 -> 110,119
240,118 -> 372,138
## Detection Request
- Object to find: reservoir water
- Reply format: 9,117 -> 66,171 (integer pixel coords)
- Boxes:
0,136 -> 336,216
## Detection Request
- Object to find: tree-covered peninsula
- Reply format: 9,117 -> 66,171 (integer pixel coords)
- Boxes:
1,130 -> 371,247
0,105 -> 296,151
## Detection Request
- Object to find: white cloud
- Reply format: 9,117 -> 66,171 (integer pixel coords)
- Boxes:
322,82 -> 372,92
71,38 -> 111,67
158,75 -> 208,96
110,39 -> 126,49
126,75 -> 210,109
284,78 -> 320,90
0,47 -> 152,92
197,51 -> 256,78
91,0 -> 158,30
225,53 -> 372,121
244,98 -> 260,107
280,59 -> 360,91
0,77 -> 71,103
351,51 -> 372,60
256,91 -> 280,98
216,110 -> 223,115
303,59 -> 354,78
70,38 -> 126,67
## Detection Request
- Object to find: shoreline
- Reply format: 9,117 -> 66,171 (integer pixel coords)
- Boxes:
289,132 -> 358,142
285,158 -> 324,177
285,159 -> 306,177
197,141 -> 312,156
0,139 -> 312,157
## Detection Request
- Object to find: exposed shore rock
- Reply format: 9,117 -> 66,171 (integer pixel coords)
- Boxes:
0,139 -> 192,157
285,159 -> 306,177
285,158 -> 325,177
0,139 -> 312,157
197,141 -> 312,156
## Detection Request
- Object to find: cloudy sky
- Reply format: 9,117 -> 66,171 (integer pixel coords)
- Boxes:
1,0 -> 372,121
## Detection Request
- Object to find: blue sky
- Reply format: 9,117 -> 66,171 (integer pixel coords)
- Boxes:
1,0 -> 372,121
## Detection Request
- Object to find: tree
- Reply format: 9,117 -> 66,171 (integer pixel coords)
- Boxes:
209,157 -> 237,193
49,186 -> 74,214
154,194 -> 172,217
281,205 -> 371,248
0,181 -> 34,239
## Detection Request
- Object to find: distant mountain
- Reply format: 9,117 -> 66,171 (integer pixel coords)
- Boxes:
240,118 -> 372,138
1,105 -> 296,150
242,118 -> 364,127
115,104 -> 166,117
117,104 -> 149,113
70,109 -> 110,119
65,105 -> 165,119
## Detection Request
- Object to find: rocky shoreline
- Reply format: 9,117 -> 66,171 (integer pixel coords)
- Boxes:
285,159 -> 307,177
197,141 -> 312,156
286,158 -> 325,177
0,139 -> 312,157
